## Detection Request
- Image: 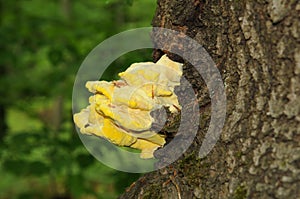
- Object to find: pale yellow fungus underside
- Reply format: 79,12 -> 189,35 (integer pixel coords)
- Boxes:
73,55 -> 182,158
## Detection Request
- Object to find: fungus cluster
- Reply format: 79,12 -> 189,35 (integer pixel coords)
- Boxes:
74,55 -> 182,158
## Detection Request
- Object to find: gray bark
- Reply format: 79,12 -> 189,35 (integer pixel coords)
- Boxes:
119,0 -> 300,198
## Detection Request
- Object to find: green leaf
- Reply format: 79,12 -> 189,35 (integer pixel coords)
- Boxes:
3,160 -> 49,176
26,161 -> 49,176
2,160 -> 26,175
126,0 -> 134,6
76,153 -> 94,168
67,174 -> 86,197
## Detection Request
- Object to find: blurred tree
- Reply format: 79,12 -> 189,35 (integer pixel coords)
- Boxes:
0,0 -> 8,141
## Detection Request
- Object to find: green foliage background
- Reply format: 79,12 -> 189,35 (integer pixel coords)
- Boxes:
0,0 -> 156,198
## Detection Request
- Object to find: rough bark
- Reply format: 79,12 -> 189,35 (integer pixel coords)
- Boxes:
119,0 -> 300,198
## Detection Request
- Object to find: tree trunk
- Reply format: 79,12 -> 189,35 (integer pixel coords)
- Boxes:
0,0 -> 7,141
119,0 -> 300,198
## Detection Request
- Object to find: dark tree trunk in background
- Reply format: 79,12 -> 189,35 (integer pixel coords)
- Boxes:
0,0 -> 7,142
120,0 -> 300,198
0,104 -> 7,141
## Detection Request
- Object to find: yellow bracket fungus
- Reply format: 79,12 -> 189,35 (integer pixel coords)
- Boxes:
73,55 -> 183,159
